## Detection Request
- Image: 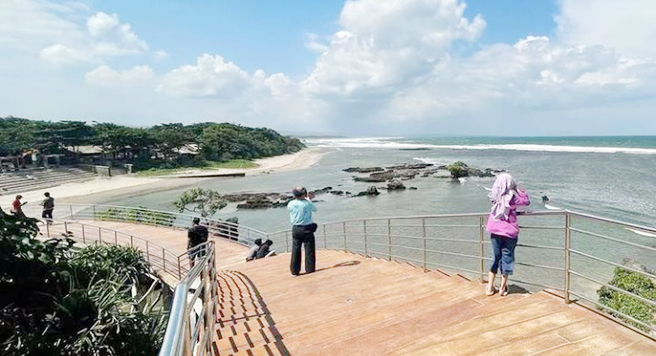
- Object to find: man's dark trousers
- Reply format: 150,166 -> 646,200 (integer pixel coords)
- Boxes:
291,225 -> 316,275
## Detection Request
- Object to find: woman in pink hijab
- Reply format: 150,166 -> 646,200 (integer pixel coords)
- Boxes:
485,173 -> 530,296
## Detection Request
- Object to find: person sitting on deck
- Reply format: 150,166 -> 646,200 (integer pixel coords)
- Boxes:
187,217 -> 208,267
246,238 -> 263,261
255,239 -> 274,259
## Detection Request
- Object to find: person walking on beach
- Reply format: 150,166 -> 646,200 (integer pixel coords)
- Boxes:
288,186 -> 317,276
187,217 -> 208,267
11,195 -> 27,219
485,173 -> 530,296
41,192 -> 55,225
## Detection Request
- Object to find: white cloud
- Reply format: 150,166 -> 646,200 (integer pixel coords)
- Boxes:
39,43 -> 93,64
87,12 -> 119,37
157,54 -> 255,97
154,50 -> 169,61
85,65 -> 154,87
556,0 -> 656,60
302,0 -> 486,96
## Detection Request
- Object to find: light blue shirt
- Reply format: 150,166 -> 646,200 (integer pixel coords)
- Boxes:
287,199 -> 317,226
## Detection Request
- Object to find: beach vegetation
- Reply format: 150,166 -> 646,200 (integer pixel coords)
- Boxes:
95,206 -> 176,227
0,117 -> 304,170
446,161 -> 469,179
0,214 -> 169,355
597,267 -> 656,331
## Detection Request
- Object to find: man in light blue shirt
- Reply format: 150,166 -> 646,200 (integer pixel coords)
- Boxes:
287,186 -> 317,276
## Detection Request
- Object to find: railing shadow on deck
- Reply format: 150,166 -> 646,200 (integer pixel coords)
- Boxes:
42,204 -> 656,353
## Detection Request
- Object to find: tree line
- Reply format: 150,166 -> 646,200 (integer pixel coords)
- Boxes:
0,117 -> 305,165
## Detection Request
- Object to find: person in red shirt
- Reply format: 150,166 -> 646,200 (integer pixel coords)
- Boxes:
12,195 -> 27,219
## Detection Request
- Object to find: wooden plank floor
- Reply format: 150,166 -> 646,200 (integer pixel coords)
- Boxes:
43,221 -> 656,355
225,250 -> 656,356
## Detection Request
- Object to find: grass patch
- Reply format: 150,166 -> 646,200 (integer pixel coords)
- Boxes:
136,159 -> 258,176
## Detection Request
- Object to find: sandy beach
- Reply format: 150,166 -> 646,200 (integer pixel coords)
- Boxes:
0,147 -> 329,209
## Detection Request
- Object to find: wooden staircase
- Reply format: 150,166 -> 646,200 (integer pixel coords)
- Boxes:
212,250 -> 656,356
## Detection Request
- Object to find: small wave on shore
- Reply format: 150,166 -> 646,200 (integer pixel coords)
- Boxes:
305,137 -> 656,155
544,204 -> 562,210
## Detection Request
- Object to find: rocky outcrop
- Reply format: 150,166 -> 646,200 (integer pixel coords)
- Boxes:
445,162 -> 503,179
387,180 -> 406,190
354,186 -> 380,197
343,167 -> 384,173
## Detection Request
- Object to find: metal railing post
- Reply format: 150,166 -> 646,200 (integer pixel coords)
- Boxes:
146,241 -> 150,262
363,220 -> 368,257
323,225 -> 327,249
387,218 -> 392,261
64,221 -> 68,233
130,235 -> 134,248
285,232 -> 290,253
422,218 -> 427,271
98,227 -> 102,243
46,223 -> 50,237
92,205 -> 96,219
82,224 -> 86,243
114,231 -> 118,244
177,255 -> 182,279
69,205 -> 73,220
163,249 -> 166,271
564,212 -> 572,304
479,215 -> 485,282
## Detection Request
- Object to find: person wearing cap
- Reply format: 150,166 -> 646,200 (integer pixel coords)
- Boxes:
246,238 -> 263,261
41,192 -> 55,225
287,186 -> 317,276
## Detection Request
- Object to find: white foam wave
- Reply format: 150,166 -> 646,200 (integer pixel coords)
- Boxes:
544,204 -> 562,210
305,137 -> 656,155
626,228 -> 656,237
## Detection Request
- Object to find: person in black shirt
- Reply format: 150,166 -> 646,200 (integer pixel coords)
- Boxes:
41,192 -> 55,225
188,217 -> 209,266
256,239 -> 274,259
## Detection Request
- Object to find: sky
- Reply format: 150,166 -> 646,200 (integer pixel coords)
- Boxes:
1,0 -> 656,136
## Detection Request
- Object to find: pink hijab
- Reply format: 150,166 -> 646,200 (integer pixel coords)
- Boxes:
488,173 -> 517,221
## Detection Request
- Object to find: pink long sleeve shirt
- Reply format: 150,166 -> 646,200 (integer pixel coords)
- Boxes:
485,190 -> 530,238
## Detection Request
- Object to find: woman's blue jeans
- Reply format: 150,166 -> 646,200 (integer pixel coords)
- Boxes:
489,234 -> 517,276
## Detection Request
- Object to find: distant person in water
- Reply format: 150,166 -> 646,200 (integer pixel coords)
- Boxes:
41,192 -> 55,225
485,173 -> 530,296
256,239 -> 274,259
187,217 -> 209,267
246,238 -> 263,261
288,186 -> 317,276
11,195 -> 27,219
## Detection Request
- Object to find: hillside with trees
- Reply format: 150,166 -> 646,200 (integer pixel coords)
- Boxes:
0,117 -> 305,170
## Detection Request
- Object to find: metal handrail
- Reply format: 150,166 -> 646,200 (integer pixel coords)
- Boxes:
45,204 -> 656,346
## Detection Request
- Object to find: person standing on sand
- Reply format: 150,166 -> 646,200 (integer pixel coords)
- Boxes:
11,195 -> 27,219
288,186 -> 317,276
485,173 -> 530,296
187,217 -> 208,267
41,192 -> 55,225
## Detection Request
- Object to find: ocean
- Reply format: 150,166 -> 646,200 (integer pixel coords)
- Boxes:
106,136 -> 656,232
88,136 -> 656,295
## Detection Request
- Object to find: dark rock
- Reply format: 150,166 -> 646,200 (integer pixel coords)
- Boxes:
387,180 -> 406,190
353,186 -> 380,197
353,171 -> 394,182
330,190 -> 344,195
409,187 -> 418,190
385,163 -> 434,170
311,186 -> 333,195
343,167 -> 384,173
542,195 -> 550,203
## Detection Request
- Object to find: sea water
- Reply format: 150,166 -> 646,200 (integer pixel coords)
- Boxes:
97,136 -> 656,296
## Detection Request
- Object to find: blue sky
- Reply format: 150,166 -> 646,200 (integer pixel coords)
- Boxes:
1,0 -> 656,135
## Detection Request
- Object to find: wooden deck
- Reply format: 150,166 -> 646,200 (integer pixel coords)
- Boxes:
48,221 -> 656,355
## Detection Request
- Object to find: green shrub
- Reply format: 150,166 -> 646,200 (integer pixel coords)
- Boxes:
0,214 -> 169,355
598,267 -> 656,331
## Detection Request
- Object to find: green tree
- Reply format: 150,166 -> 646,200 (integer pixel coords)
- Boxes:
173,188 -> 228,217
